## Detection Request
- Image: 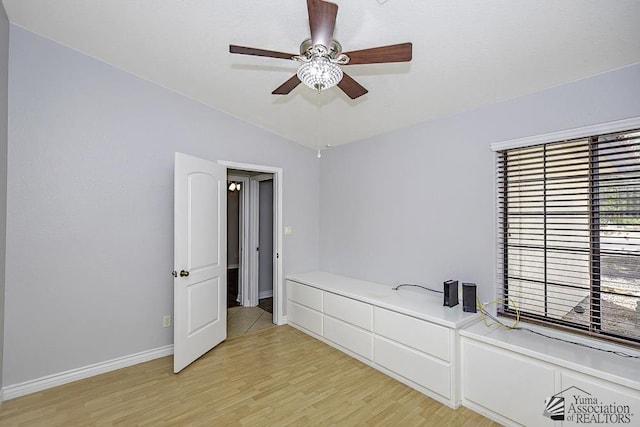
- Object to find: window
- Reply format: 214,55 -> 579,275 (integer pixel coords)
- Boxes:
497,128 -> 640,346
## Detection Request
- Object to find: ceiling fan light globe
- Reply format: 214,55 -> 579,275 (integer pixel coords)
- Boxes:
297,57 -> 343,92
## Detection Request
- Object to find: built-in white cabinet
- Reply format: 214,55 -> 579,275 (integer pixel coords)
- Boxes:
287,274 -> 639,424
286,272 -> 479,408
461,323 -> 640,426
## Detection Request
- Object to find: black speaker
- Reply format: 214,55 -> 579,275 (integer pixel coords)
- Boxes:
462,282 -> 477,313
443,280 -> 458,307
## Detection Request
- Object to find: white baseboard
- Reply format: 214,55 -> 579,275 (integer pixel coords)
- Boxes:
3,345 -> 174,401
259,290 -> 273,299
277,316 -> 288,326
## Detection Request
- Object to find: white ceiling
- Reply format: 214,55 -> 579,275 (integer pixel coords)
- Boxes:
3,0 -> 640,149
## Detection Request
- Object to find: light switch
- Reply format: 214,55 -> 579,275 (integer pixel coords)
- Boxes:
284,226 -> 293,235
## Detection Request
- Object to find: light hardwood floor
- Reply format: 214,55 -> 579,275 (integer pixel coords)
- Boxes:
0,326 -> 498,426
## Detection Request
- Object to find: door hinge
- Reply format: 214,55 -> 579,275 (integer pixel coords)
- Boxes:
276,253 -> 279,259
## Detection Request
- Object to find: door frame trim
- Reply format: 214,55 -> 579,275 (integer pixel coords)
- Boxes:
218,160 -> 284,325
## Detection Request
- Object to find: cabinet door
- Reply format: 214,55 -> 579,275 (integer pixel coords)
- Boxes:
560,372 -> 640,425
462,339 -> 556,426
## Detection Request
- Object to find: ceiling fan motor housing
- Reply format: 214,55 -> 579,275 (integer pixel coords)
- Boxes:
299,38 -> 343,58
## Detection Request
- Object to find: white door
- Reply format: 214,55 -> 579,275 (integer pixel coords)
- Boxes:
173,152 -> 227,373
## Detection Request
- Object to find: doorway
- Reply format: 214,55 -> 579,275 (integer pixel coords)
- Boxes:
221,161 -> 284,337
173,155 -> 283,372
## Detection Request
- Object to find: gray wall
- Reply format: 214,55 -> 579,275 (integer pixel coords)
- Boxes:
319,62 -> 640,304
0,4 -> 9,393
4,26 -> 320,386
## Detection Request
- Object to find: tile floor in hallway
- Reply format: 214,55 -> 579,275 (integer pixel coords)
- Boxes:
227,305 -> 275,338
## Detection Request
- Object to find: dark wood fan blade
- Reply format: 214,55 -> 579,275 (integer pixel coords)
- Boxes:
272,75 -> 302,95
307,0 -> 338,48
338,73 -> 368,99
229,45 -> 296,60
343,42 -> 412,65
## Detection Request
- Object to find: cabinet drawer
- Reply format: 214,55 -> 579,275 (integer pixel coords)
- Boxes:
287,280 -> 322,311
324,316 -> 373,360
324,292 -> 373,331
288,301 -> 323,336
374,336 -> 451,399
374,307 -> 450,362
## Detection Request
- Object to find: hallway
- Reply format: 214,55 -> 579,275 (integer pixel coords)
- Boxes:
227,305 -> 274,339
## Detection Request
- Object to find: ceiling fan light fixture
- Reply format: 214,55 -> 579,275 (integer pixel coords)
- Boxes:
297,56 -> 343,92
229,0 -> 413,99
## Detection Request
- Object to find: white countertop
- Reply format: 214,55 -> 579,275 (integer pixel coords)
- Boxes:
286,271 -> 479,329
461,321 -> 640,391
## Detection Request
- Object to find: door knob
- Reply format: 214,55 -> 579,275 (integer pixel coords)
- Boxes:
180,270 -> 190,277
171,271 -> 178,277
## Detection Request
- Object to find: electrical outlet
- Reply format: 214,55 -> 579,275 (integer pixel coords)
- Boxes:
163,315 -> 171,328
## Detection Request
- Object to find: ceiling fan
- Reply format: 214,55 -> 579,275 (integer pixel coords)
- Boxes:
229,0 -> 412,100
